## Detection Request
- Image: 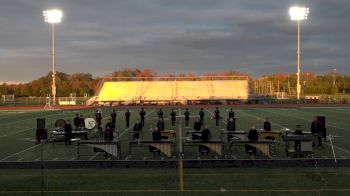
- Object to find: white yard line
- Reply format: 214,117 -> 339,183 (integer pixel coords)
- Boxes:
0,111 -> 64,128
0,109 -> 93,138
16,157 -> 24,162
119,109 -> 155,138
239,110 -> 350,155
255,108 -> 350,133
324,143 -> 350,154
0,127 -> 35,138
0,145 -> 40,161
89,152 -> 101,160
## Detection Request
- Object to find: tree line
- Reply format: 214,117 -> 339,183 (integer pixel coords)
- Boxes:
0,69 -> 348,97
256,72 -> 350,95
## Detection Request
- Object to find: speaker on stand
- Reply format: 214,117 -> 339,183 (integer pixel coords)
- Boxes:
36,118 -> 47,144
317,116 -> 326,139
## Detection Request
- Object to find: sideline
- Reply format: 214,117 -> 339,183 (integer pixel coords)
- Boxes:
0,188 -> 350,193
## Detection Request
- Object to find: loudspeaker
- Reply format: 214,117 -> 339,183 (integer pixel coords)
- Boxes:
317,116 -> 326,128
37,118 -> 45,129
320,127 -> 327,139
317,116 -> 326,138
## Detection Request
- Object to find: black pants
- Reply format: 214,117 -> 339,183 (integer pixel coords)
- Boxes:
295,141 -> 301,151
215,117 -> 219,126
141,117 -> 145,127
126,118 -> 130,127
112,119 -> 116,128
133,132 -> 140,140
171,119 -> 175,126
185,119 -> 189,126
200,117 -> 204,125
65,133 -> 72,145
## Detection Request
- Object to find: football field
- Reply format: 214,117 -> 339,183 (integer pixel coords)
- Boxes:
0,106 -> 350,195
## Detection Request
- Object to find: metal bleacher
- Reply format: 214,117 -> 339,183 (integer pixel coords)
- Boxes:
94,77 -> 249,105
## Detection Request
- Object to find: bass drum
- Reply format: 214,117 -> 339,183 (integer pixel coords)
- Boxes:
84,118 -> 96,130
55,119 -> 66,128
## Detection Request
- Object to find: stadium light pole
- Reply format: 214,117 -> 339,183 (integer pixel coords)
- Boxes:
43,9 -> 63,106
289,6 -> 309,101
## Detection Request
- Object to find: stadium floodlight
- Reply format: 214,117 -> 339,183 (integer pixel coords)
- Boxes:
289,7 -> 309,21
43,9 -> 63,106
43,9 -> 63,23
289,6 -> 309,101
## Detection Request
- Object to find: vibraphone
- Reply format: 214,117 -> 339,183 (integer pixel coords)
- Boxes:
49,128 -> 88,142
282,135 -> 313,156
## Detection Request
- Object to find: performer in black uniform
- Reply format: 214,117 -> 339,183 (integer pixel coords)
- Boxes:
227,117 -> 236,141
294,124 -> 303,151
227,118 -> 236,132
95,110 -> 102,130
156,117 -> 165,131
132,119 -> 142,140
149,127 -> 162,153
184,108 -> 190,127
170,109 -> 176,126
152,127 -> 162,141
64,120 -> 72,145
199,124 -> 211,155
104,119 -> 114,142
110,109 -> 117,130
214,107 -> 220,126
79,115 -> 85,128
139,108 -> 146,127
201,124 -> 211,140
73,114 -> 80,128
158,109 -> 163,118
125,109 -> 131,127
228,108 -> 235,119
199,108 -> 205,125
192,118 -> 202,140
263,118 -> 271,131
194,118 -> 202,131
246,125 -> 258,155
311,117 -> 322,147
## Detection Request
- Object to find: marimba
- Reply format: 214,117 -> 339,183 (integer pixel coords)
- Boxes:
230,140 -> 276,157
77,140 -> 120,159
221,131 -> 246,141
129,139 -> 175,158
182,139 -> 224,155
161,130 -> 176,139
259,130 -> 282,140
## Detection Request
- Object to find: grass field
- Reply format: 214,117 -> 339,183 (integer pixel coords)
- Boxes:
1,106 -> 350,195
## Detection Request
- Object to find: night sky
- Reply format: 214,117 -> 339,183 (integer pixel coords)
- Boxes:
0,0 -> 349,82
